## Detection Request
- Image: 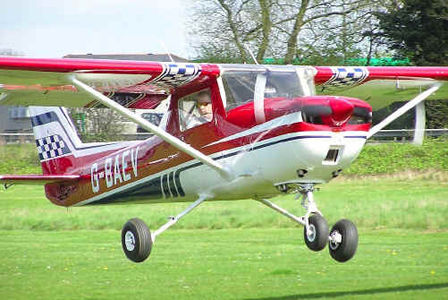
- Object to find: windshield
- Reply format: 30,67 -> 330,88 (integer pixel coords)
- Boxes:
222,69 -> 305,111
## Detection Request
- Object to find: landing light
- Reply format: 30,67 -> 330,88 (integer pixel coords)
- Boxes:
332,169 -> 343,178
297,169 -> 308,178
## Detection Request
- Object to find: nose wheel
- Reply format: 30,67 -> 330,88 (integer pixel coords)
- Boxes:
328,219 -> 358,262
259,183 -> 358,262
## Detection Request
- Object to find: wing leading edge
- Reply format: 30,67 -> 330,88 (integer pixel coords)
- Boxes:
0,57 -> 213,109
315,66 -> 448,86
314,66 -> 448,110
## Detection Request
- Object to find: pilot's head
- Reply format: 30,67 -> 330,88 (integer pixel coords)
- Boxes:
197,91 -> 212,118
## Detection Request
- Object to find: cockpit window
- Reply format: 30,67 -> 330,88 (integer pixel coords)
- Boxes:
222,69 -> 304,111
178,89 -> 213,131
265,71 -> 303,99
222,71 -> 257,111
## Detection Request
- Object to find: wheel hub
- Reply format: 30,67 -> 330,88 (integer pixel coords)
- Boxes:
329,230 -> 342,250
306,224 -> 317,242
124,231 -> 136,251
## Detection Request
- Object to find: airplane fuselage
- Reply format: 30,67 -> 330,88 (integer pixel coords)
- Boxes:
43,110 -> 369,207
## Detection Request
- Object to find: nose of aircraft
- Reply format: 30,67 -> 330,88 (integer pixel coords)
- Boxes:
225,95 -> 367,129
329,97 -> 355,126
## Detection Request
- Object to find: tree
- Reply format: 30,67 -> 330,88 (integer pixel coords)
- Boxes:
376,0 -> 448,66
188,0 -> 391,64
189,0 -> 268,63
294,0 -> 390,65
69,108 -> 127,142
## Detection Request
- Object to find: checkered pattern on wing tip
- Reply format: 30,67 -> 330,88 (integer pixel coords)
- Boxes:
152,63 -> 202,88
35,134 -> 70,161
324,67 -> 369,88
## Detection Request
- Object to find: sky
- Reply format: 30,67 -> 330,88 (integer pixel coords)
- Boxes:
0,0 -> 191,58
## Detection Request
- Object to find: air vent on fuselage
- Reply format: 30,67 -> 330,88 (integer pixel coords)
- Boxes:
323,147 -> 341,164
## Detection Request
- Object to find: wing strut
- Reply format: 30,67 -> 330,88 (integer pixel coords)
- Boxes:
72,78 -> 232,180
367,83 -> 442,139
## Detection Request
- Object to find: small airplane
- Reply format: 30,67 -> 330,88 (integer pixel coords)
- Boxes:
0,56 -> 447,263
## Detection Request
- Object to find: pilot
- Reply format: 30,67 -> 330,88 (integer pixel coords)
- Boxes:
186,91 -> 212,129
196,91 -> 213,122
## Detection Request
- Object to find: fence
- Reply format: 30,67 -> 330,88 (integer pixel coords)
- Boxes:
369,129 -> 448,142
1,130 -> 447,144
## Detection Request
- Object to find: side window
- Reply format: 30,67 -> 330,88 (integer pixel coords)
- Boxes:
222,72 -> 257,111
178,89 -> 213,131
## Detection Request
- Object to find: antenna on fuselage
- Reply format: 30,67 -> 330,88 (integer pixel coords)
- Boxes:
244,44 -> 259,65
160,41 -> 175,62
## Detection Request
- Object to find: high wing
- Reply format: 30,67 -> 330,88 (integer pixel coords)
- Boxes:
2,58 -> 447,109
1,57 -> 447,164
314,66 -> 448,110
0,57 -> 208,109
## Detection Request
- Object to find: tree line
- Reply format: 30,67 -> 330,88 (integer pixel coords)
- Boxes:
188,0 -> 448,66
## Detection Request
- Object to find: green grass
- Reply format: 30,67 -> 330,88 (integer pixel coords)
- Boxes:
0,143 -> 40,174
1,179 -> 448,298
346,138 -> 448,175
1,143 -> 448,299
1,179 -> 447,231
1,229 -> 447,299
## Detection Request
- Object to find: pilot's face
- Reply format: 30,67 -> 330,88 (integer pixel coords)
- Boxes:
197,95 -> 212,116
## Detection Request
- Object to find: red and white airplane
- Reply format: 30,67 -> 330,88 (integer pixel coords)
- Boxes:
0,56 -> 447,263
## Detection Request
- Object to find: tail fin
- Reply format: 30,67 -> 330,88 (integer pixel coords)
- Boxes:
29,107 -> 133,175
29,106 -> 82,163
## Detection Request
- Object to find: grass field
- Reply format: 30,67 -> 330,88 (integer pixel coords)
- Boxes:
2,229 -> 448,299
1,180 -> 447,299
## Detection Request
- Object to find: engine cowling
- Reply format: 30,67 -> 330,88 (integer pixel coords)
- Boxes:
226,95 -> 372,130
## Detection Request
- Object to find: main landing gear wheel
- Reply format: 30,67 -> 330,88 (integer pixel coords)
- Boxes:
329,219 -> 358,262
121,218 -> 152,263
304,214 -> 329,251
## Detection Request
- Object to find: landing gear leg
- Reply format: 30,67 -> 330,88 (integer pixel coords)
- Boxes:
259,184 -> 358,262
257,184 -> 328,252
121,195 -> 208,263
296,184 -> 328,251
297,185 -> 359,261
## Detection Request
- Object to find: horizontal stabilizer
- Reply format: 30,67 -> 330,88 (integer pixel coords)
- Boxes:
0,174 -> 81,186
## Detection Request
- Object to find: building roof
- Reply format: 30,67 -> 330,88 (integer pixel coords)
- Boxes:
63,53 -> 189,62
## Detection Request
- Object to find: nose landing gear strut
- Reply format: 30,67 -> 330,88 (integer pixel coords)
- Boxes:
258,183 -> 358,262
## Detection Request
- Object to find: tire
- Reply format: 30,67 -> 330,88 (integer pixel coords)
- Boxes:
304,214 -> 329,251
328,219 -> 358,262
121,218 -> 152,263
